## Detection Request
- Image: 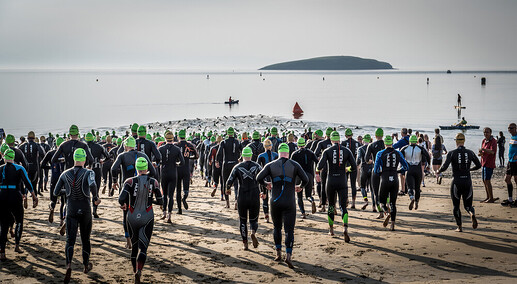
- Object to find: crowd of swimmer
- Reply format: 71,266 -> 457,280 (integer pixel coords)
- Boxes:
1,122 -> 516,284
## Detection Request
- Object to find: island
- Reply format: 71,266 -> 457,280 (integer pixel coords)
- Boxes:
259,56 -> 393,70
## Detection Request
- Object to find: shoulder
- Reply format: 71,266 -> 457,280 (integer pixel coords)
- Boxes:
124,177 -> 135,186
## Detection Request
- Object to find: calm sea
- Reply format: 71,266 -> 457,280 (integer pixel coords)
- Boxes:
1,70 -> 515,154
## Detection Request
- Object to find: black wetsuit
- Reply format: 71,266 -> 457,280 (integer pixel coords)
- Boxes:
227,160 -> 262,242
341,138 -> 361,200
257,158 -> 308,253
119,175 -> 163,272
51,139 -> 94,170
290,147 -> 318,214
41,149 -> 66,220
365,139 -> 385,210
356,144 -> 373,201
135,138 -> 162,165
287,142 -> 298,157
315,138 -> 332,205
374,148 -> 409,222
87,141 -> 110,215
158,143 -> 185,213
111,150 -> 156,238
438,146 -> 481,227
39,142 -> 51,192
9,146 -> 29,170
54,166 -> 98,266
401,144 -> 430,203
174,140 -> 198,212
216,137 -> 242,201
101,143 -> 116,189
317,143 -> 357,227
210,144 -> 223,193
19,140 -> 45,195
108,145 -> 122,195
257,150 -> 278,216
0,162 -> 33,252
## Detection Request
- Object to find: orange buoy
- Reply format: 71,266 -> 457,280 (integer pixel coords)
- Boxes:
293,102 -> 304,114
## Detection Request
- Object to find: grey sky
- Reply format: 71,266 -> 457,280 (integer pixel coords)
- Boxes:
1,0 -> 516,70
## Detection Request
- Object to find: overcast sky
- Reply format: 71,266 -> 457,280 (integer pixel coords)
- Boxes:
1,0 -> 516,70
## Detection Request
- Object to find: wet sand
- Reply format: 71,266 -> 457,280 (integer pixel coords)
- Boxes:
0,167 -> 516,283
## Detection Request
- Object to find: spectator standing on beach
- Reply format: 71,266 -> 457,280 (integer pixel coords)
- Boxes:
497,131 -> 506,167
501,123 -> 517,207
479,127 -> 498,203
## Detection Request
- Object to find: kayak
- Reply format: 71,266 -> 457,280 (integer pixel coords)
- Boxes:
439,125 -> 480,130
225,100 -> 239,105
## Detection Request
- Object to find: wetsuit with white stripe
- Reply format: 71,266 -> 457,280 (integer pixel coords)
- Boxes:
400,144 -> 430,202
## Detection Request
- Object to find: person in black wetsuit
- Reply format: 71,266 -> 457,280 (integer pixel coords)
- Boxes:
4,134 -> 29,170
257,139 -> 278,222
226,147 -> 262,250
51,125 -> 94,170
286,133 -> 298,156
356,134 -> 373,210
373,136 -> 409,231
290,137 -> 318,218
135,125 -> 162,167
158,131 -> 185,223
119,157 -> 163,284
0,149 -> 38,261
341,128 -> 361,209
39,135 -> 51,192
401,135 -> 430,210
216,127 -> 242,209
53,148 -> 100,283
19,131 -> 45,196
437,133 -> 481,232
108,138 -> 123,196
268,127 -> 283,152
316,131 -> 357,241
85,132 -> 110,218
497,131 -> 505,167
111,137 -> 156,249
101,135 -> 116,194
256,143 -> 308,268
174,129 -> 198,213
248,131 -> 265,162
209,136 -> 223,198
314,127 -> 334,212
42,137 -> 66,225
365,128 -> 385,218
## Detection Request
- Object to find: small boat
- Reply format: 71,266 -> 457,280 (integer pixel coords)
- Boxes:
225,100 -> 239,105
293,102 -> 303,114
439,125 -> 480,130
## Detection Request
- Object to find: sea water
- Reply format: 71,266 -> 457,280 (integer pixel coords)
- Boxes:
0,70 -> 515,154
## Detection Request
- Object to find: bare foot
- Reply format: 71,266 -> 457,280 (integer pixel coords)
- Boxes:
301,213 -> 306,219
455,226 -> 463,232
64,267 -> 72,284
344,230 -> 350,243
274,250 -> 282,261
160,212 -> 166,220
135,270 -> 141,284
311,201 -> 317,214
328,226 -> 334,236
251,233 -> 259,248
211,187 -> 217,197
225,199 -> 230,209
59,222 -> 66,236
480,198 -> 489,203
471,214 -> 478,229
243,241 -> 249,251
285,254 -> 294,269
84,262 -> 93,273
265,214 -> 269,223
14,246 -> 23,253
383,214 -> 390,228
361,202 -> 368,210
390,222 -> 395,231
415,201 -> 419,210
409,199 -> 415,210
376,212 -> 384,219
48,209 -> 54,223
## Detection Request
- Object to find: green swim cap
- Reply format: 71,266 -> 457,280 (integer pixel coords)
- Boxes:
261,137 -> 265,142
137,125 -> 147,137
131,123 -> 139,133
375,128 -> 384,137
178,129 -> 186,139
116,137 -> 123,146
326,127 -> 333,136
85,133 -> 94,142
242,147 -> 253,157
69,125 -> 79,136
271,127 -> 278,135
345,128 -> 353,136
105,131 -> 109,135
56,134 -> 60,138
330,131 -> 340,141
210,136 -> 216,142
5,134 -> 15,145
146,133 -> 152,140
112,130 -> 116,135
207,131 -> 213,137
195,133 -> 200,137
125,137 -> 136,148
297,137 -> 306,147
227,127 -> 235,136
135,157 -> 148,171
4,149 -> 15,161
73,148 -> 86,162
101,135 -> 106,141
0,143 -> 9,154
363,134 -> 372,143
252,131 -> 260,140
384,135 -> 393,146
315,129 -> 323,137
56,137 -> 65,147
409,135 -> 418,144
187,136 -> 193,141
278,143 -> 289,153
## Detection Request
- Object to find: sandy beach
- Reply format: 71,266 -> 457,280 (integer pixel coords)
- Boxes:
0,164 -> 516,283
